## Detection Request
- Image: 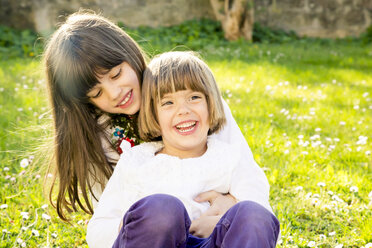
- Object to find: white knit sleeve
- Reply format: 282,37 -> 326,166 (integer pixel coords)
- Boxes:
212,99 -> 273,212
86,161 -> 126,248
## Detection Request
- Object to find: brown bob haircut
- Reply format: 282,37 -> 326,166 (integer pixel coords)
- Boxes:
139,51 -> 226,141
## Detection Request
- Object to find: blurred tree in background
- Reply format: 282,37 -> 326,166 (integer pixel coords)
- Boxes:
210,0 -> 254,41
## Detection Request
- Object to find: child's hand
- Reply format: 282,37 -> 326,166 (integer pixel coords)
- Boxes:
191,191 -> 238,237
194,191 -> 237,216
190,214 -> 221,238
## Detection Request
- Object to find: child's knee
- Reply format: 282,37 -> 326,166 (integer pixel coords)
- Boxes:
230,201 -> 279,231
129,194 -> 188,234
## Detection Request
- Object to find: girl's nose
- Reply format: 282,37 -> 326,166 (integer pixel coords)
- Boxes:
104,83 -> 121,100
177,102 -> 191,115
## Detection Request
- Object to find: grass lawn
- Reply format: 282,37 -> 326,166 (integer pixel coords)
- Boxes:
0,37 -> 371,247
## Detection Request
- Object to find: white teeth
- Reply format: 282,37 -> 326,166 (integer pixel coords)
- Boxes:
119,91 -> 132,106
178,127 -> 195,133
176,121 -> 196,129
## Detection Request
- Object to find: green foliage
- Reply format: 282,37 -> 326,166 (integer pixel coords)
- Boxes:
123,19 -> 225,55
252,22 -> 299,43
360,24 -> 372,44
0,26 -> 43,59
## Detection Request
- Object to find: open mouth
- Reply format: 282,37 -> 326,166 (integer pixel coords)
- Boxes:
175,121 -> 197,133
117,90 -> 133,108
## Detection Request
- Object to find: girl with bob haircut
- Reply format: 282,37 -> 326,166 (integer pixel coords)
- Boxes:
87,51 -> 279,248
139,51 -> 226,140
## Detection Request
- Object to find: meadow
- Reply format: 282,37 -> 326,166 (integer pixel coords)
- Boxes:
0,22 -> 371,247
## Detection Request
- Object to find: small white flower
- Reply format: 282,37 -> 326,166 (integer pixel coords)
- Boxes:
47,173 -> 53,178
20,158 -> 29,168
21,227 -> 28,231
363,92 -> 369,98
315,128 -> 321,132
366,151 -> 371,156
311,198 -> 320,206
364,243 -> 372,248
335,244 -> 343,248
35,174 -> 41,179
306,192 -> 312,199
313,194 -> 320,198
327,191 -> 334,195
357,136 -> 368,145
319,234 -> 326,240
2,229 -> 8,233
339,121 -> 346,126
350,186 -> 358,193
353,105 -> 359,110
334,138 -> 340,142
317,182 -> 326,187
298,135 -> 304,139
310,135 -> 320,140
0,204 -> 8,209
328,231 -> 336,236
295,186 -> 303,191
10,177 -> 16,182
42,213 -> 51,220
51,232 -> 58,238
332,195 -> 343,202
32,229 -> 40,237
20,212 -> 29,219
17,238 -> 23,244
41,204 -> 48,209
21,242 -> 26,248
3,167 -> 9,171
307,241 -> 316,247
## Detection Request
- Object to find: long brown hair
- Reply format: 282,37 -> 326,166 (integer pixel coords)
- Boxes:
43,11 -> 146,220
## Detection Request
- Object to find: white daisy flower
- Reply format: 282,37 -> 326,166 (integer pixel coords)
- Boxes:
307,241 -> 316,247
20,158 -> 29,168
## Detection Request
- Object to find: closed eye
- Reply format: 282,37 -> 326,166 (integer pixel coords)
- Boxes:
111,68 -> 122,79
90,89 -> 102,98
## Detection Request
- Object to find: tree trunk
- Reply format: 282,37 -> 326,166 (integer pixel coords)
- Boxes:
210,0 -> 254,41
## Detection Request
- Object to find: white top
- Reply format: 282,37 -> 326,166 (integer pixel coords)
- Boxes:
86,138 -> 272,248
91,99 -> 269,208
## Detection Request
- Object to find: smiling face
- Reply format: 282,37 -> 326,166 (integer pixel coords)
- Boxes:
87,62 -> 141,115
156,89 -> 210,159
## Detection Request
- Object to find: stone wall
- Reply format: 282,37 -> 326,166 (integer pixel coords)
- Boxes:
0,0 -> 371,38
255,0 -> 372,38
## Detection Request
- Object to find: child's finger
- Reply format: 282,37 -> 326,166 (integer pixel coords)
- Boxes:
194,190 -> 220,203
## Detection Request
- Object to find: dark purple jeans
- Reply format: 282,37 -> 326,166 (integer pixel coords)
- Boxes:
112,194 -> 279,248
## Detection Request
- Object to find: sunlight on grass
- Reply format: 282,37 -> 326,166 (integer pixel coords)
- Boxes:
1,40 -> 371,247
